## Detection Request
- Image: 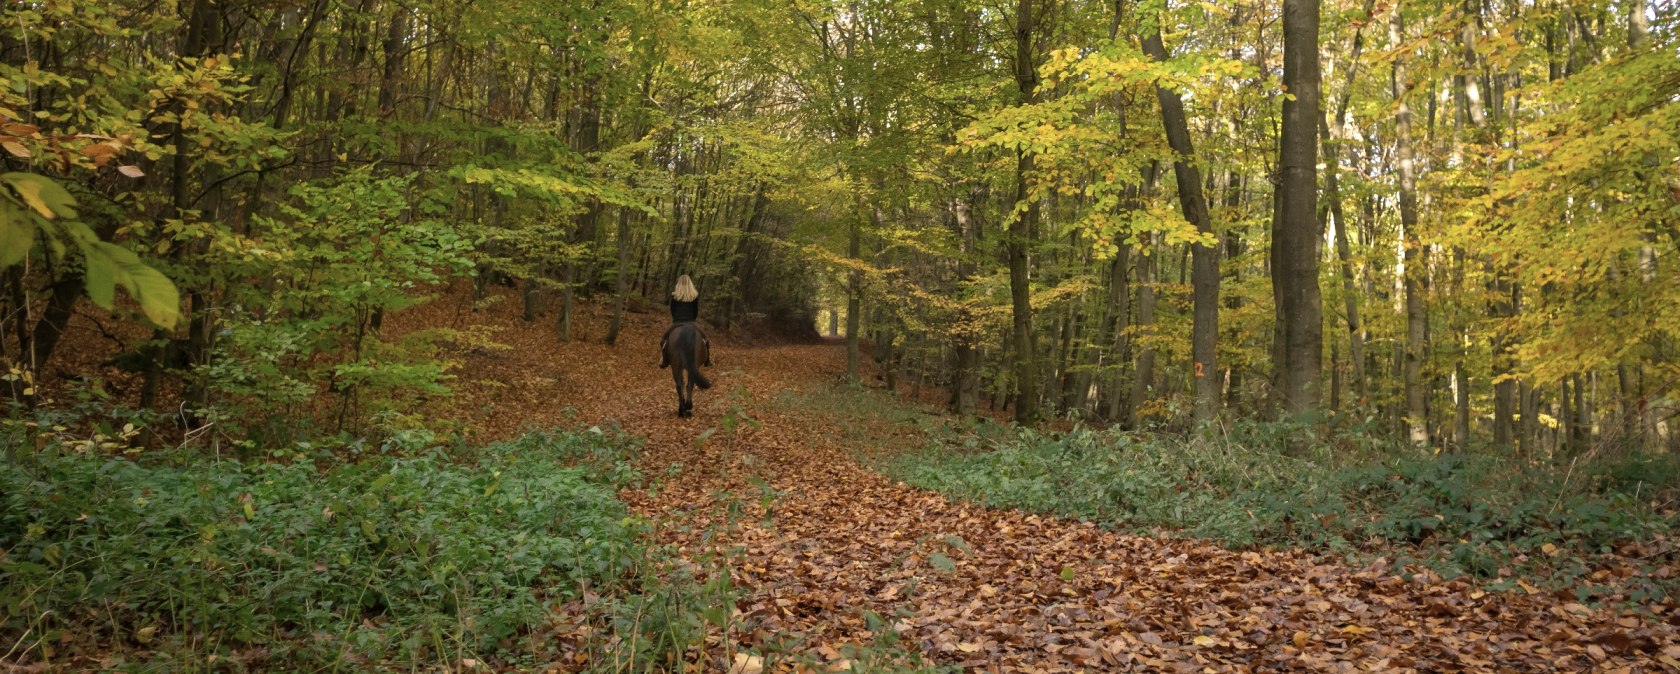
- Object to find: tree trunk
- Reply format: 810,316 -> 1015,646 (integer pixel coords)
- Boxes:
1492,275 -> 1516,448
606,205 -> 634,346
1454,361 -> 1472,448
1323,1 -> 1372,403
1572,372 -> 1589,450
846,216 -> 862,381
1140,24 -> 1219,427
378,7 -> 409,120
1105,243 -> 1132,423
1130,240 -> 1157,429
144,0 -> 217,414
23,276 -> 82,376
1628,0 -> 1649,50
560,85 -> 604,342
1391,11 -> 1430,446
522,276 -> 540,321
1273,0 -> 1324,416
1007,0 -> 1043,424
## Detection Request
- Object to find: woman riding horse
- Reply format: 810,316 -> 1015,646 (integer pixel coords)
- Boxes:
659,275 -> 712,369
660,275 -> 712,417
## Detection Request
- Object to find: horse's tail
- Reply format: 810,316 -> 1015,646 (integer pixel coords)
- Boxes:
686,352 -> 711,390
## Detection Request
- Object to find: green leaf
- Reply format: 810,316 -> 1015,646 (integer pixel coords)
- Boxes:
124,261 -> 181,330
78,240 -> 180,329
83,245 -> 115,307
0,201 -> 35,267
1,172 -> 78,220
928,552 -> 956,573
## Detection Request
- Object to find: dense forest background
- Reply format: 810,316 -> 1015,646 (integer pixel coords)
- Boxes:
4,0 -> 1676,452
3,0 -> 1679,669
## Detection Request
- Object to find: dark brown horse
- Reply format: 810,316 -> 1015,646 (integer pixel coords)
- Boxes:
663,322 -> 711,417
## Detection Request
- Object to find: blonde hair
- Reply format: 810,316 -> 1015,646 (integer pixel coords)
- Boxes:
672,275 -> 698,302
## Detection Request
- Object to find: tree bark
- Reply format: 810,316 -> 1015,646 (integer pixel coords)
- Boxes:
1390,11 -> 1430,446
1008,0 -> 1044,424
953,191 -> 981,416
606,204 -> 634,346
1130,239 -> 1157,429
23,276 -> 82,376
1105,243 -> 1132,422
1140,24 -> 1219,427
1322,0 -> 1372,403
1273,0 -> 1324,416
560,84 -> 604,342
846,215 -> 863,381
1628,0 -> 1649,50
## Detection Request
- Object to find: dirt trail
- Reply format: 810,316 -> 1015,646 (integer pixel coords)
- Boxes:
394,287 -> 1678,673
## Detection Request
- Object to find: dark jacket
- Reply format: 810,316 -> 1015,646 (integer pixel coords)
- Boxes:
670,298 -> 699,323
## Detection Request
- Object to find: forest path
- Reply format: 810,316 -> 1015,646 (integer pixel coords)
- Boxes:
393,287 -> 1675,673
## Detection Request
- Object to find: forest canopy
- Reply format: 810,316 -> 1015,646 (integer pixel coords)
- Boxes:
0,0 -> 1674,452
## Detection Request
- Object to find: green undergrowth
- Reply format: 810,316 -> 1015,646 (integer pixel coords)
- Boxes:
2,416 -> 954,672
0,428 -> 727,671
770,379 -> 1680,607
884,418 -> 1679,605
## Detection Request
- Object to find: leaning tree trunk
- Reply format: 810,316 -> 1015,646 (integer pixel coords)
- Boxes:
1140,23 -> 1219,428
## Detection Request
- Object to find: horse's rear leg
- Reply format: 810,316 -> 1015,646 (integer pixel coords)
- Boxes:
673,367 -> 689,418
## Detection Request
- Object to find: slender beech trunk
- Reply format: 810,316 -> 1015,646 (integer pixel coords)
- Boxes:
1105,243 -> 1132,422
1390,11 -> 1430,446
1222,183 -> 1244,408
846,214 -> 863,381
1323,0 -> 1372,403
1007,0 -> 1044,423
1492,276 -> 1517,447
953,191 -> 981,415
606,204 -> 634,346
1452,0 -> 1487,449
1130,238 -> 1157,429
142,0 -> 217,414
1101,0 -> 1134,424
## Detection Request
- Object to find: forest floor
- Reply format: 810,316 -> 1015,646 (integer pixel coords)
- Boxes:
388,286 -> 1680,673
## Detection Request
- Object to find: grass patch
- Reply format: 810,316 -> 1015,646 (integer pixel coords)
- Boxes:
0,428 -> 714,671
884,418 -> 1679,605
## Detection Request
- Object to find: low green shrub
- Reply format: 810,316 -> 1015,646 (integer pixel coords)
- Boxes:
0,429 -> 645,669
886,422 -> 1678,601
